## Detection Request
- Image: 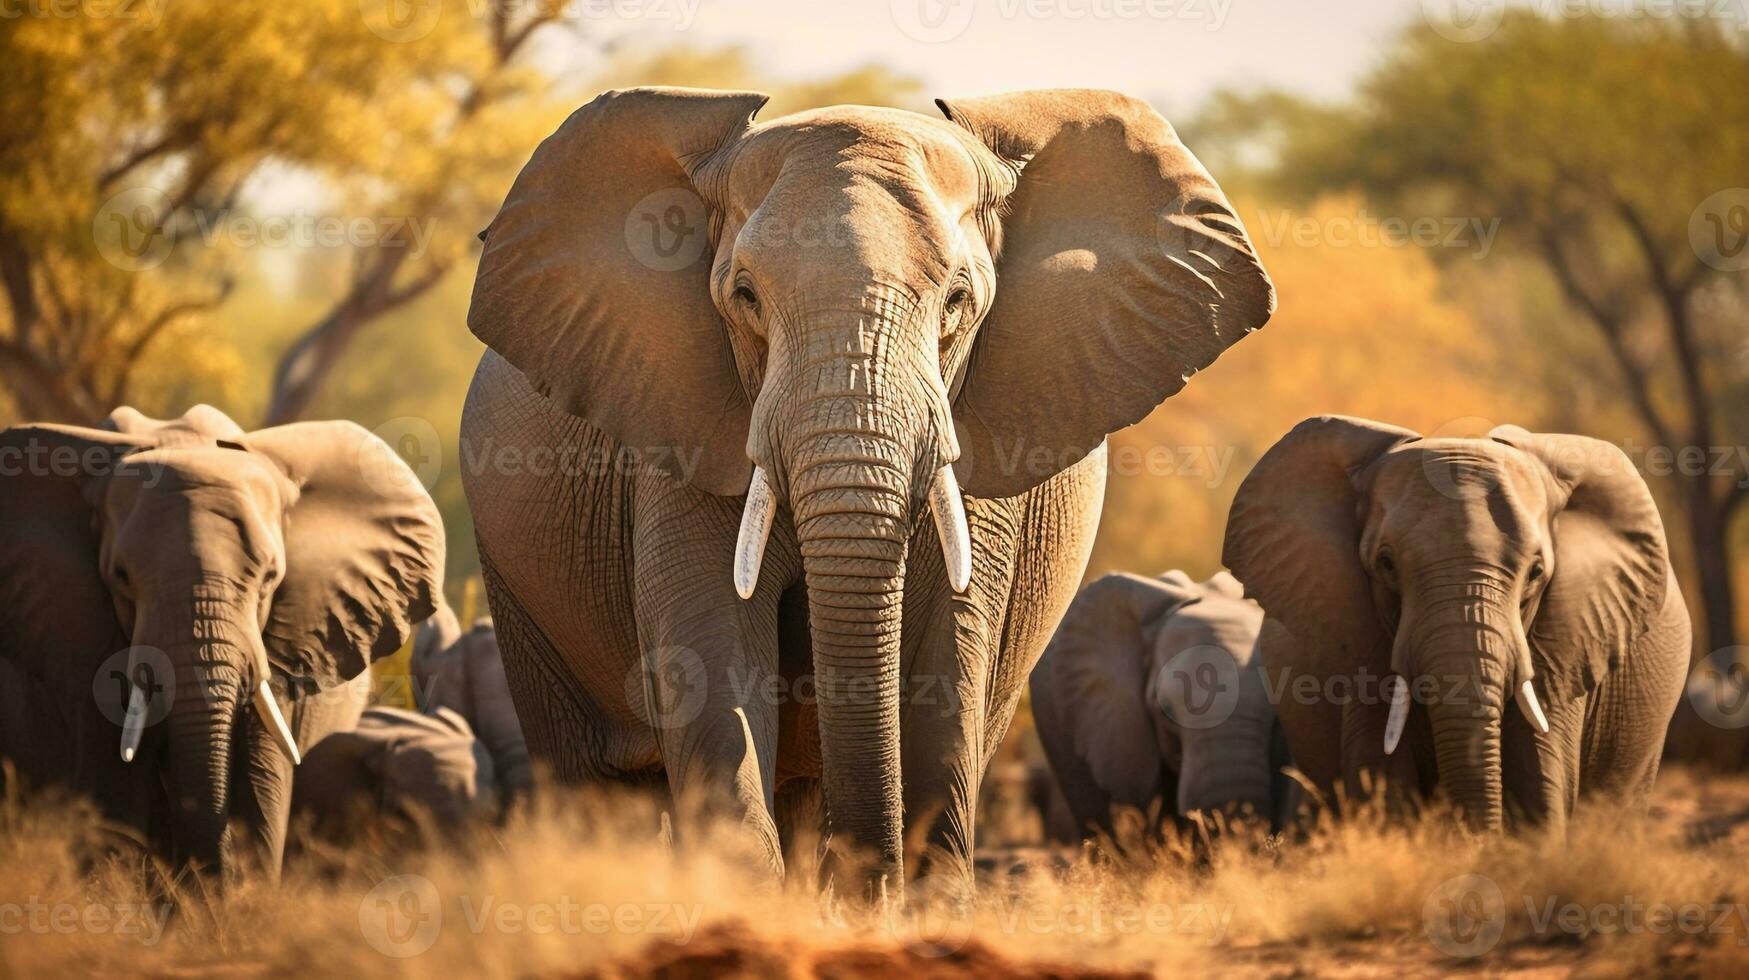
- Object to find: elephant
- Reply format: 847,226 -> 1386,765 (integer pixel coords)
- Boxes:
291,706 -> 496,847
1031,571 -> 1293,844
460,86 -> 1273,893
1222,416 -> 1690,833
0,405 -> 444,877
410,600 -> 532,804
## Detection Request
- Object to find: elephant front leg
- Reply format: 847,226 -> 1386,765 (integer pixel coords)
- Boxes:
631,475 -> 801,878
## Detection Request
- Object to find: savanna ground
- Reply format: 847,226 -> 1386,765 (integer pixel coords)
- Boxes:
5,762 -> 1749,979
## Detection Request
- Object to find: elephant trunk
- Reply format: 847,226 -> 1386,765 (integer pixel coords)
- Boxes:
742,298 -> 960,897
143,584 -> 288,875
1178,728 -> 1277,821
791,430 -> 910,892
1405,577 -> 1518,832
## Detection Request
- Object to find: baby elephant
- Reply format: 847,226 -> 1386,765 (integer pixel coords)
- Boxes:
1224,417 -> 1690,832
1031,570 -> 1292,842
410,601 -> 531,804
292,706 -> 496,847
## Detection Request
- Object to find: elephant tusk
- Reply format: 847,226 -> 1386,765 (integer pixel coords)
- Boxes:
1383,674 -> 1409,756
119,684 -> 148,763
252,680 -> 301,766
929,465 -> 972,593
733,465 -> 777,600
1515,680 -> 1550,735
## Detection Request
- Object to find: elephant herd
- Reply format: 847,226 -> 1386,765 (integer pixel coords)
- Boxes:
0,87 -> 1691,896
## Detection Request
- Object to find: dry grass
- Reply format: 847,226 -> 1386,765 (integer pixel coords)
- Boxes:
3,768 -> 1748,978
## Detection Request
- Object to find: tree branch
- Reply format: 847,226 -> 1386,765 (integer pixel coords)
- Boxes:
1535,224 -> 1679,449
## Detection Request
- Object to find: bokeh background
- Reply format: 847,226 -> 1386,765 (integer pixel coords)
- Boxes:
2,0 -> 1745,763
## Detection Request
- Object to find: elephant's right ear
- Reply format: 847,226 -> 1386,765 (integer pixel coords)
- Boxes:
1223,417 -> 1419,666
936,90 -> 1275,498
469,87 -> 769,497
0,424 -> 143,677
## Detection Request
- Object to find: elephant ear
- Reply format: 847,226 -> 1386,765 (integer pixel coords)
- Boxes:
0,424 -> 141,681
244,421 -> 445,689
1223,417 -> 1419,673
103,404 -> 245,444
1490,426 -> 1670,703
1039,573 -> 1206,800
469,87 -> 769,497
936,89 -> 1275,498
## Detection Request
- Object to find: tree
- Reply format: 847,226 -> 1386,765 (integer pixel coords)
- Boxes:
1233,13 -> 1749,663
0,0 -> 568,426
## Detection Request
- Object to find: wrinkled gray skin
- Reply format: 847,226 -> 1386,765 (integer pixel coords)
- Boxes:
462,87 -> 1273,894
1032,571 -> 1292,843
1224,417 -> 1690,833
411,601 -> 531,804
292,706 -> 496,846
0,406 -> 443,878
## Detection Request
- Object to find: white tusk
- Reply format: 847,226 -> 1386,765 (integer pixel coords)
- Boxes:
119,684 -> 148,763
253,680 -> 301,766
1383,674 -> 1409,756
734,465 -> 777,600
1515,680 -> 1550,735
929,465 -> 972,593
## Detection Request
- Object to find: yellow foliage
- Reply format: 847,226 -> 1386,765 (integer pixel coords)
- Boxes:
1091,195 -> 1544,580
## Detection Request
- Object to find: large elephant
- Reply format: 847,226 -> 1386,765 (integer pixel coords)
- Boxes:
1222,416 -> 1689,832
1031,571 -> 1293,843
410,600 -> 531,803
461,87 -> 1273,892
0,405 -> 444,877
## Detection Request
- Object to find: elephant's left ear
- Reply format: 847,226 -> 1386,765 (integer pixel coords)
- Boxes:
245,421 -> 446,689
937,89 -> 1275,498
1490,426 -> 1670,702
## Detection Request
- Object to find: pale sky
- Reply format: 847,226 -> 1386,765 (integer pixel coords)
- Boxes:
254,0 -> 1433,215
583,0 -> 1426,110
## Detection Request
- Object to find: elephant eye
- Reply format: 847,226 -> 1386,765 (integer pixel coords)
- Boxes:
1374,551 -> 1397,584
945,285 -> 971,311
732,283 -> 759,311
1527,559 -> 1545,583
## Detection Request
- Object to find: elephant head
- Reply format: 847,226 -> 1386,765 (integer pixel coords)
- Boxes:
292,706 -> 495,847
0,406 -> 443,875
1032,570 -> 1285,841
1223,416 -> 1669,830
469,87 -> 1273,878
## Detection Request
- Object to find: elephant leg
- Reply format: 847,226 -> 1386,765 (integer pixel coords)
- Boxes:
630,471 -> 800,878
898,449 -> 1105,883
1501,690 -> 1584,834
774,776 -> 824,886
